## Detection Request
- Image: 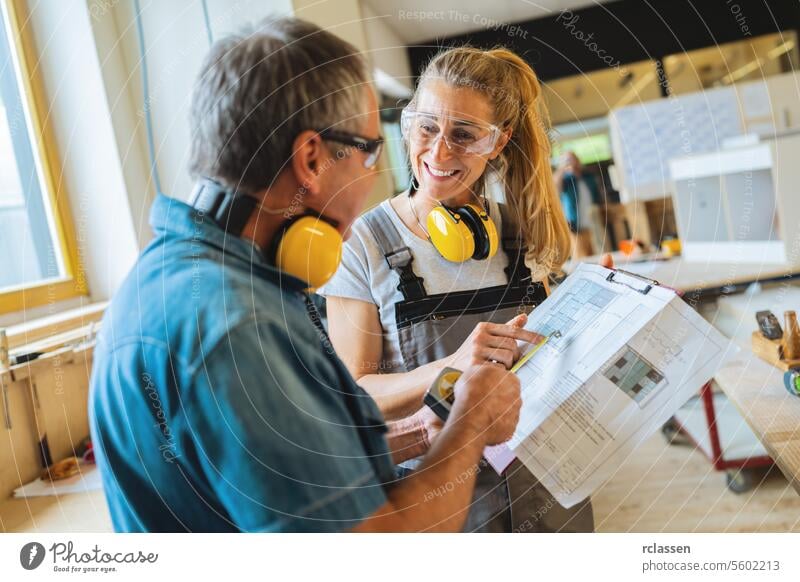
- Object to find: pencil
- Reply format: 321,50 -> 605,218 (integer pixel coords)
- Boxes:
511,330 -> 561,373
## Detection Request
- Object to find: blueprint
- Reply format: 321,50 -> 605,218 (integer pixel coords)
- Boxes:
508,263 -> 737,508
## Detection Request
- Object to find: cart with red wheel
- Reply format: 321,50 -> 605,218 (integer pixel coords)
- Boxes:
663,381 -> 773,493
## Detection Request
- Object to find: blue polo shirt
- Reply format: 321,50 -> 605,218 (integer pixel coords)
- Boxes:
89,193 -> 395,532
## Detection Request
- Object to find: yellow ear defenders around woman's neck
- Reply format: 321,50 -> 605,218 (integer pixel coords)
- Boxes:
426,203 -> 499,262
410,180 -> 499,263
188,178 -> 343,290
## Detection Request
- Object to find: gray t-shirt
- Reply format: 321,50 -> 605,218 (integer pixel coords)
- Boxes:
318,196 -> 510,373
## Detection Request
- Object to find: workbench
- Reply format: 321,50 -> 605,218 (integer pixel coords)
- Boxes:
715,355 -> 800,494
565,253 -> 798,297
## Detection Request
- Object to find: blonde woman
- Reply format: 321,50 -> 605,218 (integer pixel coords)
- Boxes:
319,47 -> 594,532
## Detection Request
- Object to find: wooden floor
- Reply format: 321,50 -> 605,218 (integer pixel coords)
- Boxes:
592,431 -> 800,532
3,432 -> 800,532
0,490 -> 111,533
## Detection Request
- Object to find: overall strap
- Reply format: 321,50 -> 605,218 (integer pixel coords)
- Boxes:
361,203 -> 427,301
497,202 -> 532,287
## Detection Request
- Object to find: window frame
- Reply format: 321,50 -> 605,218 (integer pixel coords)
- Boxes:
0,0 -> 87,315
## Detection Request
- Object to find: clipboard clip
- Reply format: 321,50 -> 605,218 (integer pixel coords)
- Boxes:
606,268 -> 659,295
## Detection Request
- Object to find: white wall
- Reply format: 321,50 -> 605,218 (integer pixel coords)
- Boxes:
21,0 -> 140,308
292,0 -> 369,51
96,0 -> 409,221
90,0 -> 294,216
360,1 -> 413,91
292,0 -> 411,207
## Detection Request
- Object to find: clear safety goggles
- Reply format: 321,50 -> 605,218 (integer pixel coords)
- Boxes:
400,108 -> 505,156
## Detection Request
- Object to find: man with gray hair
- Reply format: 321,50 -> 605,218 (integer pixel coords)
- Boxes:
89,17 -> 520,532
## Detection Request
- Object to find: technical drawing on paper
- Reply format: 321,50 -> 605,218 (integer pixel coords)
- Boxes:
534,279 -> 618,349
602,345 -> 666,408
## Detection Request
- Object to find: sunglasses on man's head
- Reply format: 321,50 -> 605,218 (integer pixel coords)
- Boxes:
317,128 -> 384,169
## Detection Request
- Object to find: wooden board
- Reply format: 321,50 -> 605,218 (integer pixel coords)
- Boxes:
592,431 -> 800,532
565,254 -> 797,295
0,352 -> 93,500
0,490 -> 110,533
4,302 -> 106,350
751,331 -> 800,371
715,354 -> 800,494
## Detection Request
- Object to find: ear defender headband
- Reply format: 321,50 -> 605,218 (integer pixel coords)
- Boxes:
410,180 -> 499,263
188,178 -> 343,289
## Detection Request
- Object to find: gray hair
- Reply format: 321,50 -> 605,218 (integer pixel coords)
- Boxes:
188,17 -> 369,193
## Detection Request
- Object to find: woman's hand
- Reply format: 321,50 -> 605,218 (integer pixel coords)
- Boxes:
449,313 -> 544,371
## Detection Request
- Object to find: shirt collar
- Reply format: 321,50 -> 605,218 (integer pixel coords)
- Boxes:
149,192 -> 309,293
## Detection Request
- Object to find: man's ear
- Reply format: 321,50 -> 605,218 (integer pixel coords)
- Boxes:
291,130 -> 326,195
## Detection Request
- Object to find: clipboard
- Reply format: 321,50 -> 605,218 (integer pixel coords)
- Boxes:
605,268 -> 659,295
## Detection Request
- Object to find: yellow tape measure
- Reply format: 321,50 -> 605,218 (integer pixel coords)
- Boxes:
423,367 -> 462,420
510,330 -> 561,373
424,330 -> 561,420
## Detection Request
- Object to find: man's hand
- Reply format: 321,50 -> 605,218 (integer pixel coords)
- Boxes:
418,405 -> 444,448
385,406 -> 445,464
450,364 -> 521,446
356,366 -> 521,532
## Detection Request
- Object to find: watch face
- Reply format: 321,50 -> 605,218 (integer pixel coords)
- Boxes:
756,310 -> 783,340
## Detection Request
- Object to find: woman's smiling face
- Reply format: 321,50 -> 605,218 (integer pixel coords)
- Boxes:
409,80 -> 503,204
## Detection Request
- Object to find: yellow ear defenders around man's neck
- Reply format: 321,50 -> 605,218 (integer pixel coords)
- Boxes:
189,178 -> 343,290
410,179 -> 499,263
270,213 -> 342,290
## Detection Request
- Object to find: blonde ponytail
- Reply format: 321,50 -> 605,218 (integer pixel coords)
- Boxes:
414,47 -> 571,277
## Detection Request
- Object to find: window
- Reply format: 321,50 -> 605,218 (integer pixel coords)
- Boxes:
0,0 -> 86,314
664,32 -> 798,95
542,60 -> 661,126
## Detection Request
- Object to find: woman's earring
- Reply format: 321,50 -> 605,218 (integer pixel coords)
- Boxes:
410,174 -> 419,193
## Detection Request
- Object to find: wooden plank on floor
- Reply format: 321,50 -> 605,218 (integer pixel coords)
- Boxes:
592,432 -> 800,532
